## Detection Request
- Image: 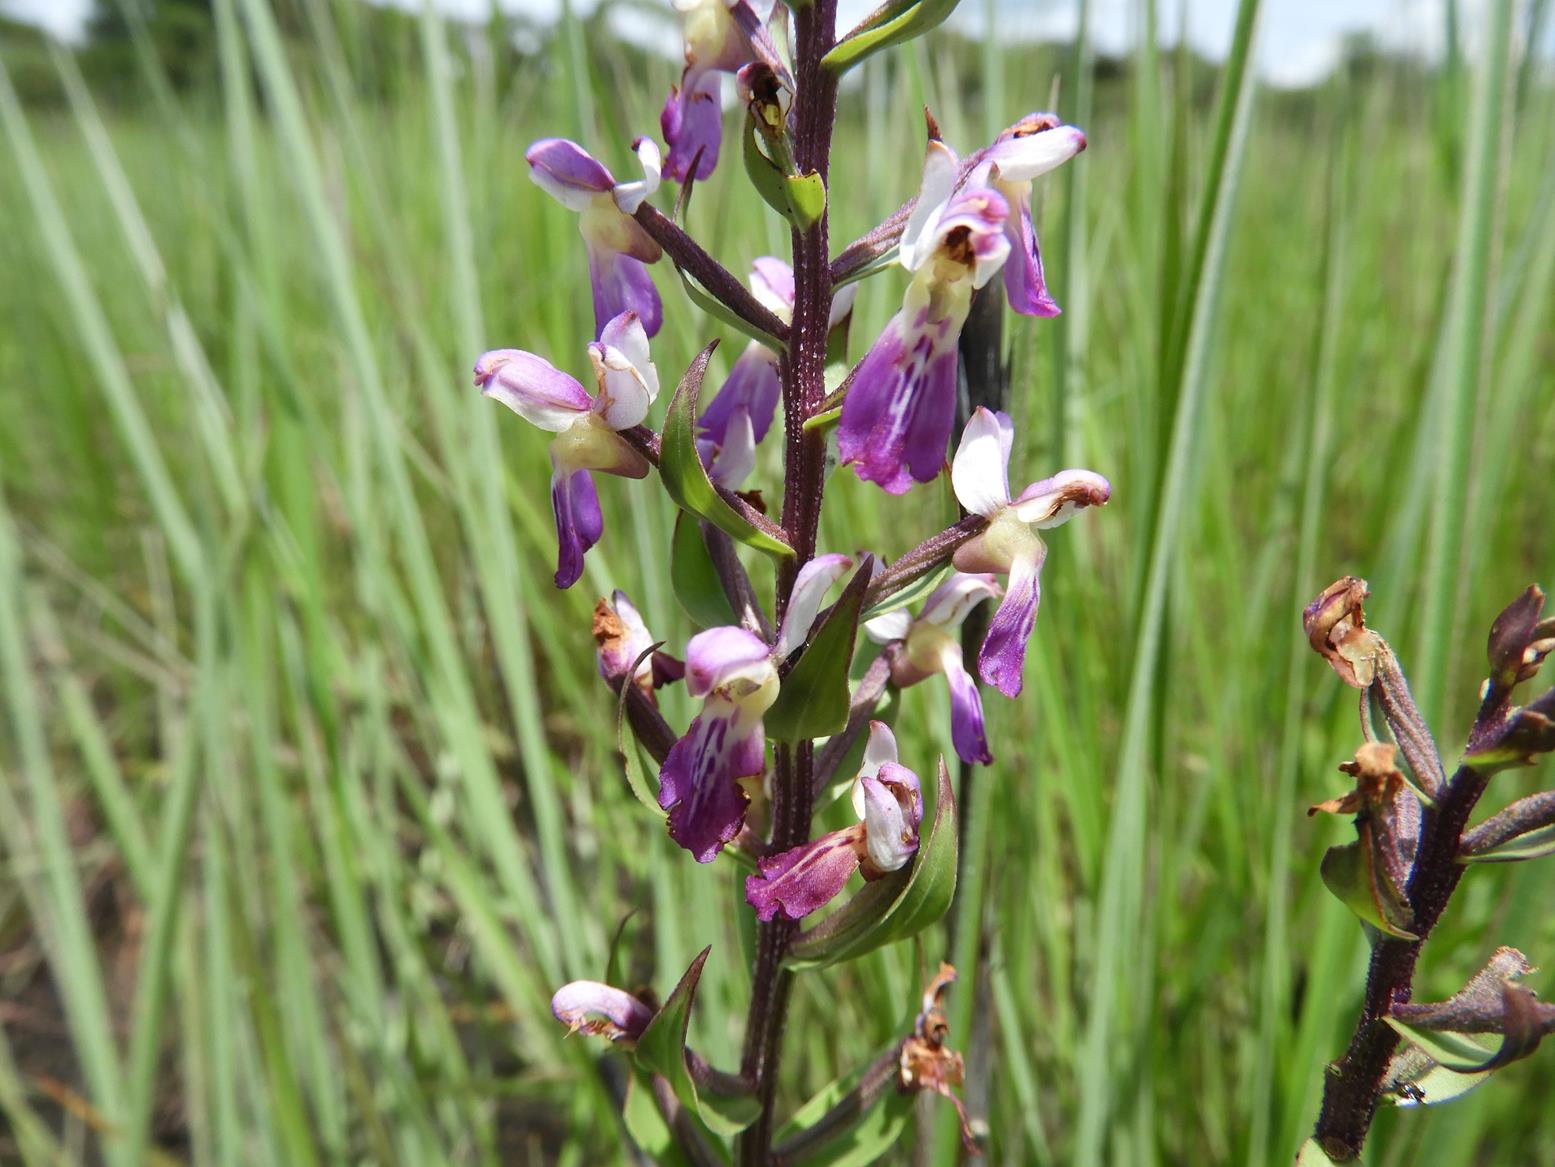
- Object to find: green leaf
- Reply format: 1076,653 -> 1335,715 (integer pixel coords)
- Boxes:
766,561 -> 871,742
617,659 -> 665,817
671,514 -> 737,629
634,948 -> 759,1138
621,1068 -> 694,1167
785,172 -> 827,229
772,1047 -> 912,1167
661,344 -> 795,560
821,0 -> 964,74
1319,839 -> 1418,939
1386,1061 -> 1489,1108
785,760 -> 958,970
1383,1017 -> 1504,1074
742,112 -> 826,229
1459,821 -> 1555,863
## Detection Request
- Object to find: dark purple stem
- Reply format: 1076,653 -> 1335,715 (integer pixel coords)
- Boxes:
738,3 -> 841,1162
633,203 -> 791,342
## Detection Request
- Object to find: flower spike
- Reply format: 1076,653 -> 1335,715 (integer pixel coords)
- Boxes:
949,408 -> 1109,696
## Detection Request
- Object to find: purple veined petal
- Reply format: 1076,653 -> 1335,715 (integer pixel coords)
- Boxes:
699,343 -> 780,448
837,312 -> 960,494
661,71 -> 724,183
977,546 -> 1045,698
851,720 -> 903,817
1002,203 -> 1061,317
587,244 -> 663,340
551,980 -> 655,1041
984,118 -> 1087,183
863,608 -> 912,645
928,184 -> 1012,290
943,647 -> 993,765
589,311 -> 659,430
684,625 -> 776,699
611,137 -> 662,215
527,138 -> 616,210
744,825 -> 866,921
476,350 -> 592,432
900,137 -> 961,273
950,406 -> 1014,517
551,466 -> 603,590
750,257 -> 796,318
919,571 -> 1003,631
773,553 -> 854,660
705,404 -> 757,488
1012,468 -> 1113,528
659,706 -> 764,862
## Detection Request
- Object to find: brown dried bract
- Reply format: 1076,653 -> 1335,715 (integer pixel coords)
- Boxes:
1311,742 -> 1404,817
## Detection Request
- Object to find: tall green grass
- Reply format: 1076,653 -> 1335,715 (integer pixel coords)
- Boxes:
2,3 -> 1554,1163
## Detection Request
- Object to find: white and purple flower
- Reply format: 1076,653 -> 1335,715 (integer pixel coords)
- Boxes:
696,258 -> 857,488
659,554 -> 855,862
526,137 -> 664,338
744,722 -> 923,921
837,137 -> 1012,494
593,589 -> 685,700
661,0 -> 783,182
974,113 -> 1087,317
949,408 -> 1110,697
476,311 -> 660,589
864,573 -> 1002,766
551,980 -> 655,1043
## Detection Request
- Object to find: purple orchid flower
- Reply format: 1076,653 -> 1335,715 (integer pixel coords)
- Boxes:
838,137 -> 1012,494
745,722 -> 923,921
476,312 -> 660,589
551,980 -> 655,1043
593,589 -> 685,700
973,113 -> 1087,317
696,259 -> 857,488
949,408 -> 1110,698
864,573 -> 1002,766
527,137 -> 665,338
662,0 -> 785,181
659,554 -> 854,862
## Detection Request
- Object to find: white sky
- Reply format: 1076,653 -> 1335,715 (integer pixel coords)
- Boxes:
0,0 -> 1530,88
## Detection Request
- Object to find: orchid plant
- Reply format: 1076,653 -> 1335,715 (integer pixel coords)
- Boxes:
475,2 -> 1106,1160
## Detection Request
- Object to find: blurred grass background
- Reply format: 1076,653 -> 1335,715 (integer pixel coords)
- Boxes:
1,0 -> 1554,1163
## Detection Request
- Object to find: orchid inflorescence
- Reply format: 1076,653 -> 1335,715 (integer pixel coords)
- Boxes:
472,1 -> 1108,1159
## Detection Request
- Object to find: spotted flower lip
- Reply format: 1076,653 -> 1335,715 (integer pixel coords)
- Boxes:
527,137 -> 665,337
551,980 -> 655,1043
838,136 -> 1011,495
658,556 -> 853,862
476,311 -> 660,588
865,572 -> 1001,765
948,408 -> 1109,697
744,722 -> 924,921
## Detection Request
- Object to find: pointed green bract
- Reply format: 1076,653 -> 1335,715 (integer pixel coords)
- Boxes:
766,561 -> 871,741
672,514 -> 738,629
1319,840 -> 1417,940
821,0 -> 964,74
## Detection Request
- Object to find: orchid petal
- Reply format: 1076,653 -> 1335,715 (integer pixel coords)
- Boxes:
551,467 -> 603,590
919,571 -> 1002,630
551,980 -> 655,1041
900,138 -> 960,272
1012,469 -> 1112,528
659,706 -> 764,862
587,245 -> 663,339
858,776 -> 912,873
527,138 -> 615,210
774,553 -> 855,661
705,405 -> 758,488
828,279 -> 859,328
930,184 -> 1012,289
750,257 -> 796,318
744,826 -> 865,921
684,626 -> 776,699
662,72 -> 724,182
476,350 -> 592,432
977,547 -> 1044,697
838,312 -> 959,494
950,407 -> 1014,516
851,720 -> 901,817
984,120 -> 1087,183
699,344 -> 780,448
1002,204 -> 1061,317
863,609 -> 912,644
594,589 -> 682,694
611,137 -> 662,214
943,648 -> 992,765
589,312 -> 659,429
